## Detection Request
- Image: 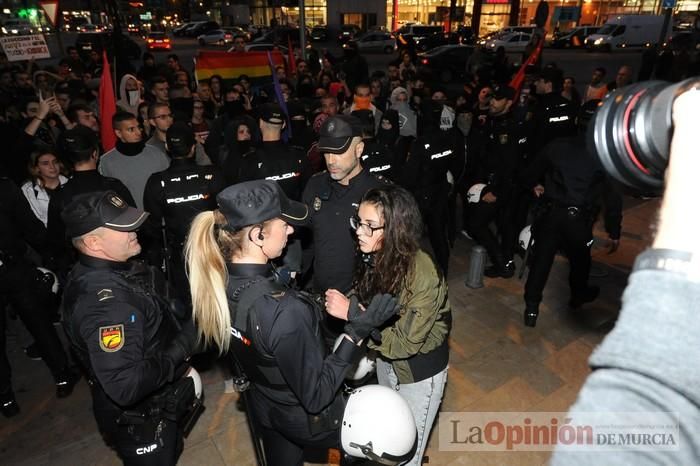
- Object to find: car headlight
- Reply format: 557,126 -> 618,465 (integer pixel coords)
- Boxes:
1,27 -> 6,34
594,38 -> 603,45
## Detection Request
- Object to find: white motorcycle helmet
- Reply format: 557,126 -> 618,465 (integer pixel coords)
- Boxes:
333,335 -> 377,381
341,385 -> 417,465
36,267 -> 59,294
466,183 -> 486,203
186,367 -> 203,399
519,225 -> 533,251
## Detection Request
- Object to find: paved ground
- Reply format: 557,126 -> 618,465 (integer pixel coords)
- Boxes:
0,195 -> 659,465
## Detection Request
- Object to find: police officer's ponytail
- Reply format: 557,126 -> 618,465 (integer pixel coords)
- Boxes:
185,209 -> 243,354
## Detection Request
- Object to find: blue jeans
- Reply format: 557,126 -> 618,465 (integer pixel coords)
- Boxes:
376,359 -> 448,466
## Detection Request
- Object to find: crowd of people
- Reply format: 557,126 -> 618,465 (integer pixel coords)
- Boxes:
1,33 -> 698,465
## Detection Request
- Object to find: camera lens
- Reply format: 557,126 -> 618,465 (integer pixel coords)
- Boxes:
589,80 -> 678,194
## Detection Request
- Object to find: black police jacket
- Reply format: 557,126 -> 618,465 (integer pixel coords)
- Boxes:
302,169 -> 387,293
474,114 -> 528,199
532,92 -> 578,153
226,263 -> 357,413
0,177 -> 47,261
239,140 -> 311,201
523,134 -> 623,239
143,157 -> 225,258
401,128 -> 462,198
62,255 -> 187,410
360,139 -> 396,181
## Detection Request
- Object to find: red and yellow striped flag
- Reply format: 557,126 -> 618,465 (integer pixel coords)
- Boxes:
195,50 -> 285,85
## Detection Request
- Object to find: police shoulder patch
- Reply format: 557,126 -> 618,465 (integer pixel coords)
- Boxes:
269,291 -> 286,299
97,289 -> 114,301
99,324 -> 124,352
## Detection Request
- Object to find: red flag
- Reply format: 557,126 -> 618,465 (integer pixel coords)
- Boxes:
287,35 -> 297,76
99,51 -> 117,151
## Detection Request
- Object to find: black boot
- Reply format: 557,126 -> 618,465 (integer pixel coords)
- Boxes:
485,258 -> 515,278
55,369 -> 81,398
524,302 -> 539,327
569,286 -> 600,309
1,389 -> 20,418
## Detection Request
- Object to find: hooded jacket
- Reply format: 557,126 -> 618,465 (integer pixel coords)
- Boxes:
116,74 -> 142,116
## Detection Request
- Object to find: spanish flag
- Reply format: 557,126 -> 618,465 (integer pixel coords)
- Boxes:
194,50 -> 285,86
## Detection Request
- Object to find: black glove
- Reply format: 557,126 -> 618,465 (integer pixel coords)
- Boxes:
164,318 -> 197,368
344,293 -> 399,343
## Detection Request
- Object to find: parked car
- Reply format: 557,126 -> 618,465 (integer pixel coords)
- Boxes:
414,31 -> 473,52
198,29 -> 234,46
338,24 -> 361,43
242,43 -> 288,54
311,26 -> 328,41
397,24 -> 443,50
417,44 -> 474,83
348,32 -> 396,54
663,30 -> 700,50
223,26 -> 250,41
550,26 -> 599,48
75,32 -> 142,60
252,26 -> 307,46
146,32 -> 171,51
79,23 -> 104,33
1,19 -> 33,35
585,15 -> 671,51
186,21 -> 219,38
485,32 -> 532,52
174,22 -> 200,37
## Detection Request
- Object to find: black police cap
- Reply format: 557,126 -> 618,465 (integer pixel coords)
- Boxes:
62,191 -> 148,238
259,103 -> 286,125
166,122 -> 196,158
217,180 -> 309,231
318,115 -> 362,154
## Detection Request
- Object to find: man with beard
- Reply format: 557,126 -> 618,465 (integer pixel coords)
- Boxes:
302,115 -> 387,295
99,112 -> 170,209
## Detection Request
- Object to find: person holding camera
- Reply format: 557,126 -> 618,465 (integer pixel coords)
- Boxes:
521,100 -> 622,327
551,84 -> 700,465
61,191 -> 198,465
185,180 -> 399,465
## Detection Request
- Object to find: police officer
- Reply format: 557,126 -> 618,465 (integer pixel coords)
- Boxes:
61,191 -> 198,464
47,126 -> 135,279
401,100 -> 462,276
238,103 -> 311,201
467,85 -> 527,278
301,115 -> 388,294
185,180 -> 399,466
531,67 -> 578,154
143,122 -> 226,302
1,177 -> 78,417
522,101 -> 622,327
352,109 -> 395,181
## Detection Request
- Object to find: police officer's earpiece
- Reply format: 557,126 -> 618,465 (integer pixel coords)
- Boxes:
258,231 -> 264,241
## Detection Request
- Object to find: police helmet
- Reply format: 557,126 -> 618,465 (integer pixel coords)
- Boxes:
466,183 -> 486,203
36,267 -> 59,294
186,367 -> 203,399
519,225 -> 533,251
341,385 -> 417,465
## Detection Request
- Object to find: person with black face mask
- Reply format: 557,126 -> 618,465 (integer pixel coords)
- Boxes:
352,109 -> 395,181
222,117 -> 257,185
376,109 -> 411,171
204,88 -> 248,167
98,111 -> 170,209
400,100 -> 462,276
287,102 -> 314,154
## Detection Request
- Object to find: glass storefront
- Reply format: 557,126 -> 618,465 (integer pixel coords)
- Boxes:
250,0 -> 327,27
386,0 -> 476,30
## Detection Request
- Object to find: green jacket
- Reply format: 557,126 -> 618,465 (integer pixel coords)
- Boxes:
368,250 -> 451,384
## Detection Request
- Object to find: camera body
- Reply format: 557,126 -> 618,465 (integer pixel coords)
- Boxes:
590,77 -> 700,194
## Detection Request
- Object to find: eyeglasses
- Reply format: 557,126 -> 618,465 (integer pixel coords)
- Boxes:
349,216 -> 384,237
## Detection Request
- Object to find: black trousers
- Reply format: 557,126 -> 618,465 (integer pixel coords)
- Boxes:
249,391 -> 340,466
467,198 -> 515,265
0,260 -> 68,392
418,191 -> 450,276
524,207 -> 594,305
